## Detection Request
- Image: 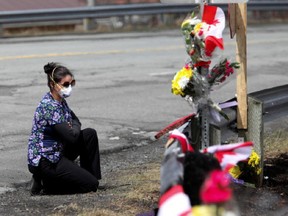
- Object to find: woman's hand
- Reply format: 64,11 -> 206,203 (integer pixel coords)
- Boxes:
67,122 -> 72,128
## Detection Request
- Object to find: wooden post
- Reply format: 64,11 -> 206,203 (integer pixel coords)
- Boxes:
236,3 -> 248,130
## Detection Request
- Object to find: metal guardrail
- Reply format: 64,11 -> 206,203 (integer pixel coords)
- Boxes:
0,2 -> 288,24
250,84 -> 288,122
217,84 -> 288,130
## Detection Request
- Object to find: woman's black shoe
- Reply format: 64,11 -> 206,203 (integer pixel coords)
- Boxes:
30,176 -> 42,196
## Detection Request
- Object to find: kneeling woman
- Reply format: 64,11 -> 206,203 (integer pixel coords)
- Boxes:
27,62 -> 101,195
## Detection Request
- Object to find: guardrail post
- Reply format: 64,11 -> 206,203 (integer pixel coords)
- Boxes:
0,24 -> 3,37
201,105 -> 210,149
210,124 -> 221,146
161,14 -> 174,26
247,96 -> 264,187
83,0 -> 96,31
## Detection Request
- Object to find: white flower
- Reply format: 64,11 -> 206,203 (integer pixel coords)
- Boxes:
178,77 -> 190,89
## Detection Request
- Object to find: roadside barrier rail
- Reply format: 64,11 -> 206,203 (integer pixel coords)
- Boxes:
216,84 -> 288,127
0,2 -> 288,24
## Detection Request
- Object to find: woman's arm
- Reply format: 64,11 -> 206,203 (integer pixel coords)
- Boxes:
52,111 -> 81,144
71,110 -> 81,128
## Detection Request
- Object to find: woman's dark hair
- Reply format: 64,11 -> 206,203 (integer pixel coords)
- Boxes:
44,62 -> 74,89
183,152 -> 221,206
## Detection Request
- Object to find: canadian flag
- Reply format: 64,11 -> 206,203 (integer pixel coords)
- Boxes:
202,141 -> 254,172
157,185 -> 191,216
201,5 -> 225,57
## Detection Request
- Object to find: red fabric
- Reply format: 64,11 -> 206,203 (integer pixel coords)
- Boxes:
159,185 -> 184,206
179,210 -> 192,216
193,61 -> 211,68
154,114 -> 195,140
169,130 -> 194,153
201,5 -> 225,56
205,37 -> 224,56
158,184 -> 192,216
202,5 -> 218,25
202,141 -> 253,172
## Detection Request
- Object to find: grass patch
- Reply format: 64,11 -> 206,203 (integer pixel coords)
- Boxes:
52,163 -> 161,216
264,129 -> 288,158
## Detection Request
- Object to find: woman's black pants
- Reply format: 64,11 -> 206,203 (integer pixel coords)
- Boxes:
29,128 -> 101,194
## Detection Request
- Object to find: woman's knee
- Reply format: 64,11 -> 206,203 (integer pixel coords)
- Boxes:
83,128 -> 97,138
82,128 -> 98,145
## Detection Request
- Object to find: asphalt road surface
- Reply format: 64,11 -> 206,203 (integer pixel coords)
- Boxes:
0,23 -> 287,193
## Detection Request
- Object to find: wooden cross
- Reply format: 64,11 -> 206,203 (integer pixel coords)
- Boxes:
197,0 -> 249,130
198,0 -> 249,131
229,3 -> 248,130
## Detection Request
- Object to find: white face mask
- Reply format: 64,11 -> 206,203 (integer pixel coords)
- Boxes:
58,85 -> 72,98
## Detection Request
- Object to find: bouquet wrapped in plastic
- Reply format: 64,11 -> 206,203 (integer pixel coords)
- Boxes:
171,5 -> 240,119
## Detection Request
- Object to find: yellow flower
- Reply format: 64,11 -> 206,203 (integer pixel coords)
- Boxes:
248,150 -> 260,168
194,23 -> 203,34
171,66 -> 193,96
181,17 -> 201,34
193,205 -> 224,216
181,19 -> 192,30
229,165 -> 242,179
229,150 -> 262,181
256,167 -> 262,175
248,150 -> 262,175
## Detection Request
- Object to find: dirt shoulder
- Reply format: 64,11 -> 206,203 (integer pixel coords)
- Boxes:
0,133 -> 288,216
0,137 -> 164,216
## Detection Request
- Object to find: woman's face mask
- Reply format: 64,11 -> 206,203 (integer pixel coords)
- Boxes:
58,84 -> 72,98
51,74 -> 75,99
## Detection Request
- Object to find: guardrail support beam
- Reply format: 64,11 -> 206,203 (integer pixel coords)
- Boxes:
247,96 -> 264,187
210,124 -> 221,146
0,24 -> 3,37
83,0 -> 96,31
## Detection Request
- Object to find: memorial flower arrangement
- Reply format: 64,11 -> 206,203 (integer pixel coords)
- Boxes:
229,150 -> 262,184
171,65 -> 194,96
171,5 -> 239,119
207,59 -> 239,84
171,59 -> 239,98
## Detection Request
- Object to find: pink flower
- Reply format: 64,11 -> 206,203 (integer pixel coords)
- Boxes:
200,170 -> 232,204
225,61 -> 234,76
198,30 -> 204,37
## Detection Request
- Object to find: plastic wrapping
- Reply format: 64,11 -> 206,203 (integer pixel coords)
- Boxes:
172,5 -> 239,119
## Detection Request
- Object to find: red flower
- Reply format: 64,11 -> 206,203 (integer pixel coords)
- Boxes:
200,170 -> 232,204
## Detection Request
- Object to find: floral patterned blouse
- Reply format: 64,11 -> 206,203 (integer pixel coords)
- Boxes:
28,92 -> 72,167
